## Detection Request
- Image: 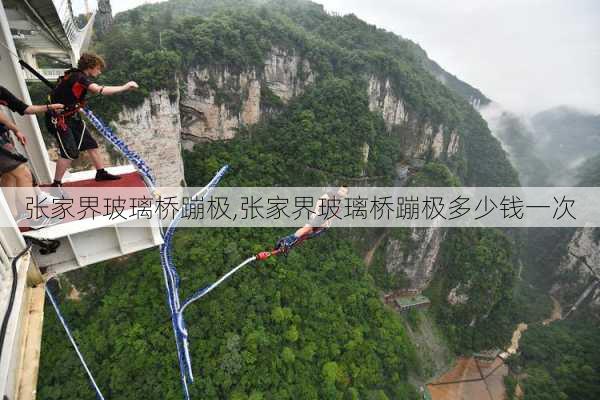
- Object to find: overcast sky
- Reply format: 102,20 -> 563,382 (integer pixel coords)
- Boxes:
83,0 -> 600,115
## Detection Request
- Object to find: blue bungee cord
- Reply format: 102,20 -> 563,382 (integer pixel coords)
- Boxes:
159,165 -> 229,399
85,107 -> 233,399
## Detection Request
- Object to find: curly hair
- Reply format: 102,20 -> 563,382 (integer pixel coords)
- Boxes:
77,53 -> 106,71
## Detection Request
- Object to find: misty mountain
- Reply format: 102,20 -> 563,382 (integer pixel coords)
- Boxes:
421,57 -> 490,108
481,106 -> 550,186
532,106 -> 600,170
482,104 -> 600,186
576,152 -> 600,187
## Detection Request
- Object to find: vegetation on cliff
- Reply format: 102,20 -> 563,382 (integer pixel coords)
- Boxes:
427,228 -> 517,352
507,318 -> 600,400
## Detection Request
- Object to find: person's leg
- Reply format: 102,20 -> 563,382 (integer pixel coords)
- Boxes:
87,148 -> 104,169
13,162 -> 33,187
48,114 -> 78,184
87,148 -> 121,181
0,146 -> 33,215
10,164 -> 37,213
77,121 -> 121,181
0,172 -> 18,215
54,157 -> 72,183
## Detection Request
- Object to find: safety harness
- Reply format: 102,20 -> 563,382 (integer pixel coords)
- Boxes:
48,69 -> 87,132
49,102 -> 85,132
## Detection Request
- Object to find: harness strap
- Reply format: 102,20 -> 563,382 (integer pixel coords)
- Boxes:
49,102 -> 86,131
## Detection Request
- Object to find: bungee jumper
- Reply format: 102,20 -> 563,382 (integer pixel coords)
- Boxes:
45,52 -> 139,189
0,41 -> 150,188
162,184 -> 349,400
158,184 -> 347,399
274,185 -> 349,254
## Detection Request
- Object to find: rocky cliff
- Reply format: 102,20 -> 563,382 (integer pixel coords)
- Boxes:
112,90 -> 185,187
95,0 -> 114,38
385,228 -> 445,290
108,47 -> 314,184
367,75 -> 464,291
367,76 -> 461,161
553,227 -> 600,310
109,46 -> 464,190
180,47 -> 314,147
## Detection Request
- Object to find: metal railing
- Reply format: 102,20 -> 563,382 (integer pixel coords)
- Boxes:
52,0 -> 95,51
54,0 -> 81,45
23,67 -> 64,82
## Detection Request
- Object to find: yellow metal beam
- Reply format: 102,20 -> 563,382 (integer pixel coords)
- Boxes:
16,283 -> 45,400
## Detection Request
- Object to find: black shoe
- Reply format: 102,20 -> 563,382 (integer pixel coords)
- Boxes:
95,170 -> 122,181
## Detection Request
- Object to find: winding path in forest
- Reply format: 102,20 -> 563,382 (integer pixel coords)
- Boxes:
427,295 -> 563,400
543,296 -> 562,325
364,231 -> 388,268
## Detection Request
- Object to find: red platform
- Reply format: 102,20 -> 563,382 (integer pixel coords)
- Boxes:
41,171 -> 147,188
21,171 -> 151,232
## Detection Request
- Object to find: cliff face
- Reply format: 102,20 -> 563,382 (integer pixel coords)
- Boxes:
553,227 -> 600,310
263,47 -> 315,102
385,228 -> 445,290
368,76 -> 463,290
108,47 -> 313,185
112,90 -> 185,187
180,56 -> 461,161
180,47 -> 314,147
95,0 -> 114,38
109,47 -> 466,193
180,67 -> 260,143
367,76 -> 461,161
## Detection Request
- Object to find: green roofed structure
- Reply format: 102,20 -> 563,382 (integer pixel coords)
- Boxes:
394,295 -> 431,312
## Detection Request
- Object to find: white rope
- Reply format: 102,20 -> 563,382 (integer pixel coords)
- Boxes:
179,256 -> 257,314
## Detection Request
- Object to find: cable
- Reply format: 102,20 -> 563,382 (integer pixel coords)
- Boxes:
18,60 -> 55,88
45,284 -> 105,400
0,244 -> 32,361
0,39 -> 20,59
179,256 -> 256,314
